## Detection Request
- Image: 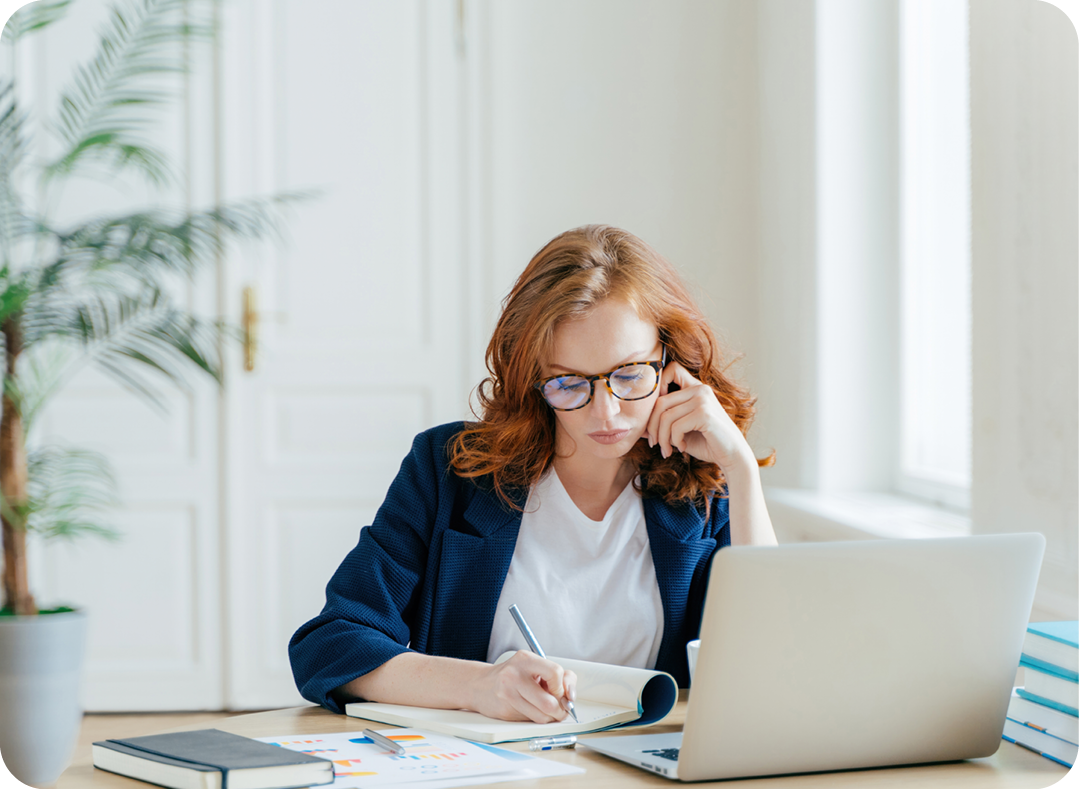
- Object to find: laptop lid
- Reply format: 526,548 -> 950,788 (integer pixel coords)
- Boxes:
678,533 -> 1045,781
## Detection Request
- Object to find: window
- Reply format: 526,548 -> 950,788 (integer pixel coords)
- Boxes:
897,0 -> 971,511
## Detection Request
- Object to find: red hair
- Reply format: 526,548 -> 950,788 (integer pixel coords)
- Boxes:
449,225 -> 773,510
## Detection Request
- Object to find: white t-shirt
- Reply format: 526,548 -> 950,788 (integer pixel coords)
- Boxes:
486,468 -> 665,668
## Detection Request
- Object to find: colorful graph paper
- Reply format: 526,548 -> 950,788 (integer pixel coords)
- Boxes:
257,728 -> 519,788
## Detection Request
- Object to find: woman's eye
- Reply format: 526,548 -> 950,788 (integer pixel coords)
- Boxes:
557,379 -> 588,391
614,371 -> 644,383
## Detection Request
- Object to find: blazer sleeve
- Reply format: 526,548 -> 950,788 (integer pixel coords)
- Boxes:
288,428 -> 446,713
710,491 -> 732,547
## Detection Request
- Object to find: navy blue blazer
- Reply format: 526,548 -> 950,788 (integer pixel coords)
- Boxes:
289,421 -> 730,713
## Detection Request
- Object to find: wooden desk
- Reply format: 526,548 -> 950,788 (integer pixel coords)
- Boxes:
59,693 -> 1069,789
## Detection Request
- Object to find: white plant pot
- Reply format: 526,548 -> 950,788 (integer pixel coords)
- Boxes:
0,609 -> 87,787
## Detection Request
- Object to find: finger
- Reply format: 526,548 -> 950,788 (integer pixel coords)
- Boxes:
668,408 -> 708,456
660,360 -> 703,396
654,391 -> 702,456
514,678 -> 566,723
647,386 -> 695,446
657,400 -> 700,457
563,670 -> 578,704
524,656 -> 566,701
659,359 -> 681,396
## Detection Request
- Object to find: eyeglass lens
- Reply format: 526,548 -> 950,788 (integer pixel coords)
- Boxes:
540,364 -> 659,410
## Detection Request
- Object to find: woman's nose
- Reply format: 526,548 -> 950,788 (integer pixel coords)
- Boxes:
590,379 -> 620,419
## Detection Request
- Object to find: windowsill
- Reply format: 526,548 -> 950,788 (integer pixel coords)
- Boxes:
764,487 -> 972,543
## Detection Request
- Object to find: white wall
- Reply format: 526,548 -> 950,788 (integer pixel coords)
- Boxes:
970,0 -> 1079,619
469,0 -> 761,411
753,0 -> 819,486
752,0 -> 902,490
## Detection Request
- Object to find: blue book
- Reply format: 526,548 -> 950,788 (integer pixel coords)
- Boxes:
1014,664 -> 1074,721
1009,689 -> 1079,744
1002,719 -> 1076,767
1021,622 -> 1079,682
1016,687 -> 1079,718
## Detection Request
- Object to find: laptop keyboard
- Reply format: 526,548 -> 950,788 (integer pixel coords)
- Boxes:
641,748 -> 680,762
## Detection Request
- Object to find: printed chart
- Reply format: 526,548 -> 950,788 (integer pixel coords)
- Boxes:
256,729 -> 523,788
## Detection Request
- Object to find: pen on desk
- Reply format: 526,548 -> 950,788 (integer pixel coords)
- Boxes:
362,728 -> 406,756
508,603 -> 579,723
529,735 -> 578,751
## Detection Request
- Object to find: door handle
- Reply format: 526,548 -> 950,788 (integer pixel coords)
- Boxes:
242,286 -> 259,372
242,287 -> 288,372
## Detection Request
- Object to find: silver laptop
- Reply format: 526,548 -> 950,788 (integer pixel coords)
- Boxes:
580,533 -> 1045,781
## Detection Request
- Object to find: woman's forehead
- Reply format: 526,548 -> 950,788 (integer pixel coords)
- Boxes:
546,299 -> 659,372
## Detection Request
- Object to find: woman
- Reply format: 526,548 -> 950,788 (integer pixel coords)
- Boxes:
289,225 -> 776,724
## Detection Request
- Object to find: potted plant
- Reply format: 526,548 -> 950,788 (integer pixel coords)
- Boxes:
0,0 -> 299,783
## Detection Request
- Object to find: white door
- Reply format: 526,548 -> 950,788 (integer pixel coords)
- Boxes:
219,0 -> 471,709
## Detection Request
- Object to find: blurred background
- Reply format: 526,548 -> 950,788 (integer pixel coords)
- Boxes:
1,0 -> 1075,712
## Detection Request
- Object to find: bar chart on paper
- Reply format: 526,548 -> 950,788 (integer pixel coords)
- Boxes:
257,728 -> 529,787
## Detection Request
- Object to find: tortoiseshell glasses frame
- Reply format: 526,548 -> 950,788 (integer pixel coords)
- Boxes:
533,348 -> 667,411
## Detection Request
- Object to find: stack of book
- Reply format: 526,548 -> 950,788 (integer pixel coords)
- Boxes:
1002,621 -> 1078,768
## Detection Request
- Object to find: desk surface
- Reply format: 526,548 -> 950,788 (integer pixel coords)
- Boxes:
59,693 -> 1070,789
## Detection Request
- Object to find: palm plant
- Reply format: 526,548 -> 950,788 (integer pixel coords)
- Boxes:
0,0 -> 301,615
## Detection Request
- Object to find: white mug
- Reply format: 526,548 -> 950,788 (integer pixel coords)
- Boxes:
686,639 -> 701,684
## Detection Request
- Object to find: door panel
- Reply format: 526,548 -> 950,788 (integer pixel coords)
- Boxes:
220,0 -> 467,709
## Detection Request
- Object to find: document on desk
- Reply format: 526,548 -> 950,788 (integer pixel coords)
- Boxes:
345,653 -> 678,743
256,728 -> 583,788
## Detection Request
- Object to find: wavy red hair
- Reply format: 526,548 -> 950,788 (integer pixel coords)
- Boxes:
449,225 -> 773,510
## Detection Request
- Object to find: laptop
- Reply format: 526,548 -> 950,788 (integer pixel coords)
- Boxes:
579,533 -> 1045,781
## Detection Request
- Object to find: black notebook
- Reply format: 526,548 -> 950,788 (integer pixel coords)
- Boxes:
92,728 -> 335,789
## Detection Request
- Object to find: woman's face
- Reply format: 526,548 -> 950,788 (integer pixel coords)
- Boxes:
545,298 -> 663,463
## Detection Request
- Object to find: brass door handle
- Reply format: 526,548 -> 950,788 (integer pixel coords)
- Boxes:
242,287 -> 287,372
242,286 -> 258,372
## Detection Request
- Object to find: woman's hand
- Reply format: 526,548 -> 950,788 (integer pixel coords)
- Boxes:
645,361 -> 753,474
468,651 -> 578,723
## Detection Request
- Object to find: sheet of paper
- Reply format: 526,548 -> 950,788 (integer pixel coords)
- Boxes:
257,728 -> 582,789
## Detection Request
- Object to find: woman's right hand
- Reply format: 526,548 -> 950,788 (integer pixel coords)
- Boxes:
468,650 -> 578,723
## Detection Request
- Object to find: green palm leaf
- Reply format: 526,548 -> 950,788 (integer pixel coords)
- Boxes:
3,339 -> 75,435
0,81 -> 33,262
1,1 -> 72,45
23,445 -> 120,542
0,0 -> 313,569
16,284 -> 223,409
44,0 -> 214,186
44,193 -> 310,286
67,288 -> 224,407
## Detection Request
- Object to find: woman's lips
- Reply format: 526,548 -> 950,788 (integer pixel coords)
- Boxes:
588,429 -> 630,445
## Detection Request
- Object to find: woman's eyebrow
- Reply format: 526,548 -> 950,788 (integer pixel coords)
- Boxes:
548,348 -> 656,374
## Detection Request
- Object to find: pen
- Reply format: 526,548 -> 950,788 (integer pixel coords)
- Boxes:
508,603 -> 579,723
362,728 -> 406,756
529,735 -> 578,751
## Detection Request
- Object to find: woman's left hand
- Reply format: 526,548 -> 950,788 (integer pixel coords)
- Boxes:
645,361 -> 753,473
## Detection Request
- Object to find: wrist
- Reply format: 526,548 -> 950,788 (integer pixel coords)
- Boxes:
719,446 -> 760,484
462,659 -> 491,713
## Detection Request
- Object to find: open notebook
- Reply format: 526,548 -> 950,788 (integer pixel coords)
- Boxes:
344,652 -> 678,743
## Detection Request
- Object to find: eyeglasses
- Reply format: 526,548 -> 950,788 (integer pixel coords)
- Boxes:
534,349 -> 667,411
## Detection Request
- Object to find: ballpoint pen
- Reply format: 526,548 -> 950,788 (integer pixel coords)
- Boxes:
508,603 -> 579,723
362,728 -> 406,756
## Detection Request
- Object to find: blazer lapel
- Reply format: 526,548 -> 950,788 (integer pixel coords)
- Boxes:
429,483 -> 526,662
644,496 -> 716,686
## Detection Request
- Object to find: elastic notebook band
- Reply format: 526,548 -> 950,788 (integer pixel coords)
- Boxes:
104,740 -> 233,789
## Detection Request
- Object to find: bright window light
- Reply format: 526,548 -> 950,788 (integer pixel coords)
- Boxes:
898,0 -> 971,509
